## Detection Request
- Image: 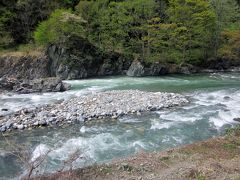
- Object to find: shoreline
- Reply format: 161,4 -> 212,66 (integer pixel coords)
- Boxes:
0,90 -> 188,133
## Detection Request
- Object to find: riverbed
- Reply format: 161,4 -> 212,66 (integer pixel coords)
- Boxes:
0,73 -> 240,179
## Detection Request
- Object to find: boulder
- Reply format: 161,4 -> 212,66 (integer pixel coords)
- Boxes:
144,63 -> 168,76
62,82 -> 71,91
47,37 -> 131,80
233,118 -> 240,123
127,61 -> 145,77
0,77 -> 71,94
127,61 -> 169,77
0,77 -> 19,90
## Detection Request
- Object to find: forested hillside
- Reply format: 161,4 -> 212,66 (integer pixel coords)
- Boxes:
0,0 -> 240,66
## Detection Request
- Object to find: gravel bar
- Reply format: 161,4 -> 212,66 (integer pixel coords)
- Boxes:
0,90 -> 189,132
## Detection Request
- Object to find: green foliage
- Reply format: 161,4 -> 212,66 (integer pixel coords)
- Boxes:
143,0 -> 216,64
0,3 -> 15,48
211,0 -> 240,30
218,30 -> 240,60
210,0 -> 240,56
1,0 -> 240,66
62,0 -> 80,9
34,9 -> 86,45
225,125 -> 240,136
8,0 -> 64,44
223,143 -> 238,150
76,0 -> 158,57
168,0 -> 216,64
198,175 -> 206,180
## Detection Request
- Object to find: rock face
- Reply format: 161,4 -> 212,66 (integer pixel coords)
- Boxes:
0,38 -> 131,81
47,36 -> 131,80
126,60 -> 198,77
0,77 -> 71,93
127,61 -> 145,77
0,54 -> 50,79
1,37 -> 238,81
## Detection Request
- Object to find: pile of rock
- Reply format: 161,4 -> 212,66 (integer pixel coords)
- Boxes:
0,90 -> 188,132
0,77 -> 71,93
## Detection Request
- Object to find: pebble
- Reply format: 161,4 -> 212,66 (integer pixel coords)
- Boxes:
0,126 -> 6,132
33,121 -> 39,126
233,118 -> 240,122
0,90 -> 188,132
17,124 -> 24,130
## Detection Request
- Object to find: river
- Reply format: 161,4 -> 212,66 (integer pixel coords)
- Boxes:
0,72 -> 240,179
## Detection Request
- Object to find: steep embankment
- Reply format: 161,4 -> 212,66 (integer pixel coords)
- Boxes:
36,126 -> 240,180
0,38 -> 132,80
0,37 -> 239,81
0,53 -> 50,80
0,37 -> 237,80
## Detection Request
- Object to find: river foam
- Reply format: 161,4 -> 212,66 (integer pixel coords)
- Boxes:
193,89 -> 240,128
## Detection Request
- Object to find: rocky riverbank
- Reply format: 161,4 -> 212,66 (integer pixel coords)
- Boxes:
0,90 -> 188,132
0,77 -> 71,94
1,39 -> 240,82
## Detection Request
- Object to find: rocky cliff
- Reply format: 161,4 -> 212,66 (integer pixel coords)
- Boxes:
0,54 -> 50,79
47,36 -> 131,80
0,37 -> 132,80
126,60 -> 199,77
0,37 -> 239,81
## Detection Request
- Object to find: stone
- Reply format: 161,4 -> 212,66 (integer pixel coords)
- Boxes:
127,61 -> 145,77
33,121 -> 39,126
0,90 -> 188,132
62,82 -> 71,91
55,83 -> 62,92
66,113 -> 71,120
5,77 -> 72,94
117,110 -> 123,116
137,111 -> 142,116
5,121 -> 13,129
78,115 -> 85,122
47,39 -> 131,80
233,118 -> 240,122
17,124 -> 24,130
39,120 -> 47,126
112,115 -> 118,119
0,126 -> 6,132
0,77 -> 19,90
224,96 -> 231,100
48,117 -> 56,123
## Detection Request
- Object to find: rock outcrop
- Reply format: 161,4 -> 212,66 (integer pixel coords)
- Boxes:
0,37 -> 238,81
0,77 -> 70,93
47,36 -> 131,80
127,61 -> 145,77
0,54 -> 50,79
126,60 -> 198,77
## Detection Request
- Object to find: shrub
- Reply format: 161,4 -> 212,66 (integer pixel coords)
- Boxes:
218,30 -> 240,60
34,9 -> 86,45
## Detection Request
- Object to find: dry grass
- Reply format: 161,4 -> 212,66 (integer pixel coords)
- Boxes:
0,44 -> 45,57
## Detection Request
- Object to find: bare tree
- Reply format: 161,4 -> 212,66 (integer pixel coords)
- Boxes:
2,135 -> 50,180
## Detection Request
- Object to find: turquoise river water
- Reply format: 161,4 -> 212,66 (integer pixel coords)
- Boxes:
0,72 -> 240,179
